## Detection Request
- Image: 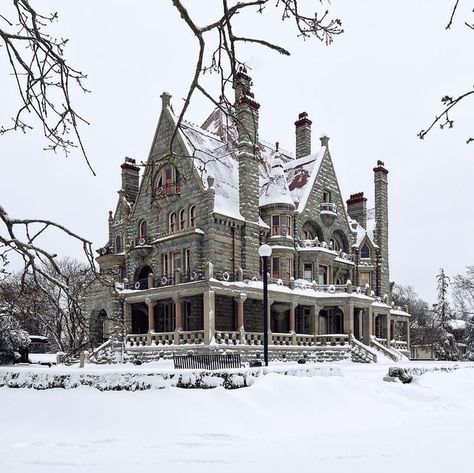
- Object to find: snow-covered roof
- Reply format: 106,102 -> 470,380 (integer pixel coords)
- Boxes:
349,219 -> 378,249
447,319 -> 468,330
260,152 -> 294,207
177,106 -> 327,221
285,148 -> 326,213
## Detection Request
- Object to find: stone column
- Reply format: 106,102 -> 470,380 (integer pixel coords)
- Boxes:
358,309 -> 363,340
174,296 -> 183,330
406,320 -> 411,351
363,306 -> 373,345
235,293 -> 247,331
203,289 -> 216,345
311,305 -> 320,339
343,303 -> 354,336
386,313 -> 391,348
290,303 -> 297,345
289,303 -> 296,332
145,297 -> 156,346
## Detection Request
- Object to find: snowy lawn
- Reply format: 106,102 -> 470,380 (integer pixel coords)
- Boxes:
0,363 -> 473,472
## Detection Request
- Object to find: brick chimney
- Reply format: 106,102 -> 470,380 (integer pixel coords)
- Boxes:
294,112 -> 312,158
120,157 -> 140,203
373,160 -> 389,298
346,192 -> 368,229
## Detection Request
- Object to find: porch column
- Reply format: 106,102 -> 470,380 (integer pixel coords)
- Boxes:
235,293 -> 247,331
358,309 -> 363,340
363,306 -> 373,345
268,299 -> 274,340
311,305 -> 320,338
124,301 -> 132,334
145,297 -> 156,332
203,289 -> 216,345
174,296 -> 183,330
145,297 -> 157,346
290,302 -> 297,345
289,303 -> 296,332
386,312 -> 391,348
343,302 -> 354,336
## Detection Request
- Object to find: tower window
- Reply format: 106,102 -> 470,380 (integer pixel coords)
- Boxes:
361,243 -> 370,259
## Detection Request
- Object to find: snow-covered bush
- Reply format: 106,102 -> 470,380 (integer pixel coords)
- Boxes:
0,313 -> 30,365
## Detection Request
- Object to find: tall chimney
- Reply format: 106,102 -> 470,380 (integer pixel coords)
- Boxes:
346,192 -> 368,229
294,112 -> 312,158
373,160 -> 390,298
233,66 -> 260,275
120,157 -> 140,203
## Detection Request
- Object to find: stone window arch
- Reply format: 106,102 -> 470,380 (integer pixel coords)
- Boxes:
330,229 -> 350,253
169,212 -> 177,233
179,208 -> 186,231
361,243 -> 370,259
138,220 -> 147,242
301,220 -> 323,242
189,206 -> 196,228
156,164 -> 181,196
115,234 -> 122,253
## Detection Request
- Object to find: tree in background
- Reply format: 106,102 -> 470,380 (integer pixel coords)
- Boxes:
0,306 -> 29,364
453,265 -> 474,359
0,258 -> 94,354
436,268 -> 452,329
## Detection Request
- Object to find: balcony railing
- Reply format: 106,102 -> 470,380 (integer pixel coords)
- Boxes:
320,202 -> 337,214
127,269 -> 204,290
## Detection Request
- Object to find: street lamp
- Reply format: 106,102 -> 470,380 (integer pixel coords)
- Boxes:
259,244 -> 272,366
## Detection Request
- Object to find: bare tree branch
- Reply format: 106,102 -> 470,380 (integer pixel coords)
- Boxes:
0,0 -> 93,174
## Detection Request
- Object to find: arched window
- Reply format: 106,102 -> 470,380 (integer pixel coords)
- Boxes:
139,220 -> 147,241
156,165 -> 180,196
179,208 -> 186,231
115,234 -> 122,253
361,243 -> 370,259
169,212 -> 177,233
330,237 -> 341,252
189,206 -> 196,228
302,229 -> 314,240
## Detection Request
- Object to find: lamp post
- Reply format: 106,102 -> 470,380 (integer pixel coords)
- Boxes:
259,244 -> 272,366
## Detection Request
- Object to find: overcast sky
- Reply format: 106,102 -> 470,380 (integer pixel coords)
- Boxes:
1,0 -> 473,303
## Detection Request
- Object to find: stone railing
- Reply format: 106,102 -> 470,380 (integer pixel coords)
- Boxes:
391,340 -> 409,351
271,333 -> 293,346
244,332 -> 265,346
370,336 -> 400,361
351,335 -> 377,363
215,330 -> 241,345
315,334 -> 349,346
150,331 -> 175,346
178,330 -> 205,345
317,284 -> 347,294
297,239 -> 353,262
320,202 -> 337,214
126,334 -> 148,347
295,334 -> 314,346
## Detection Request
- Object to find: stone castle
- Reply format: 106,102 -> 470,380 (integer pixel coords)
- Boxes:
84,69 -> 410,363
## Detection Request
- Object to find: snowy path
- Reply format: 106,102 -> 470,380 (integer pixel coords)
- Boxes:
0,363 -> 473,472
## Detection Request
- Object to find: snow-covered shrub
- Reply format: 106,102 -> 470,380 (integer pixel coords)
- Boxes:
0,314 -> 30,365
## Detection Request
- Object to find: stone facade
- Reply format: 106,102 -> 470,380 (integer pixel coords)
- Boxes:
83,70 -> 410,362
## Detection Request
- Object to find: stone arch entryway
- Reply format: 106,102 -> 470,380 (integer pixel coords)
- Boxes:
89,309 -> 108,346
134,265 -> 153,289
131,303 -> 148,334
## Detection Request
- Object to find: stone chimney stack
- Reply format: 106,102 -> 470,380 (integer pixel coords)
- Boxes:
120,157 -> 140,203
294,112 -> 312,158
233,66 -> 260,275
346,192 -> 368,229
373,160 -> 390,298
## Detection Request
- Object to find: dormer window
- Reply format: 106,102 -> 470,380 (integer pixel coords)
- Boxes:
156,165 -> 181,197
323,190 -> 331,203
361,243 -> 370,259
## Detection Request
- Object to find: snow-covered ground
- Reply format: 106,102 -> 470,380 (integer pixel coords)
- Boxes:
1,362 -> 473,472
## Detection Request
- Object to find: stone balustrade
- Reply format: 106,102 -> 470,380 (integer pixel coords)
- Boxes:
244,332 -> 265,346
126,334 -> 148,347
271,333 -> 293,346
390,340 -> 408,351
150,331 -> 175,346
215,331 -> 241,345
295,334 -> 314,346
315,334 -> 349,346
178,330 -> 205,345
